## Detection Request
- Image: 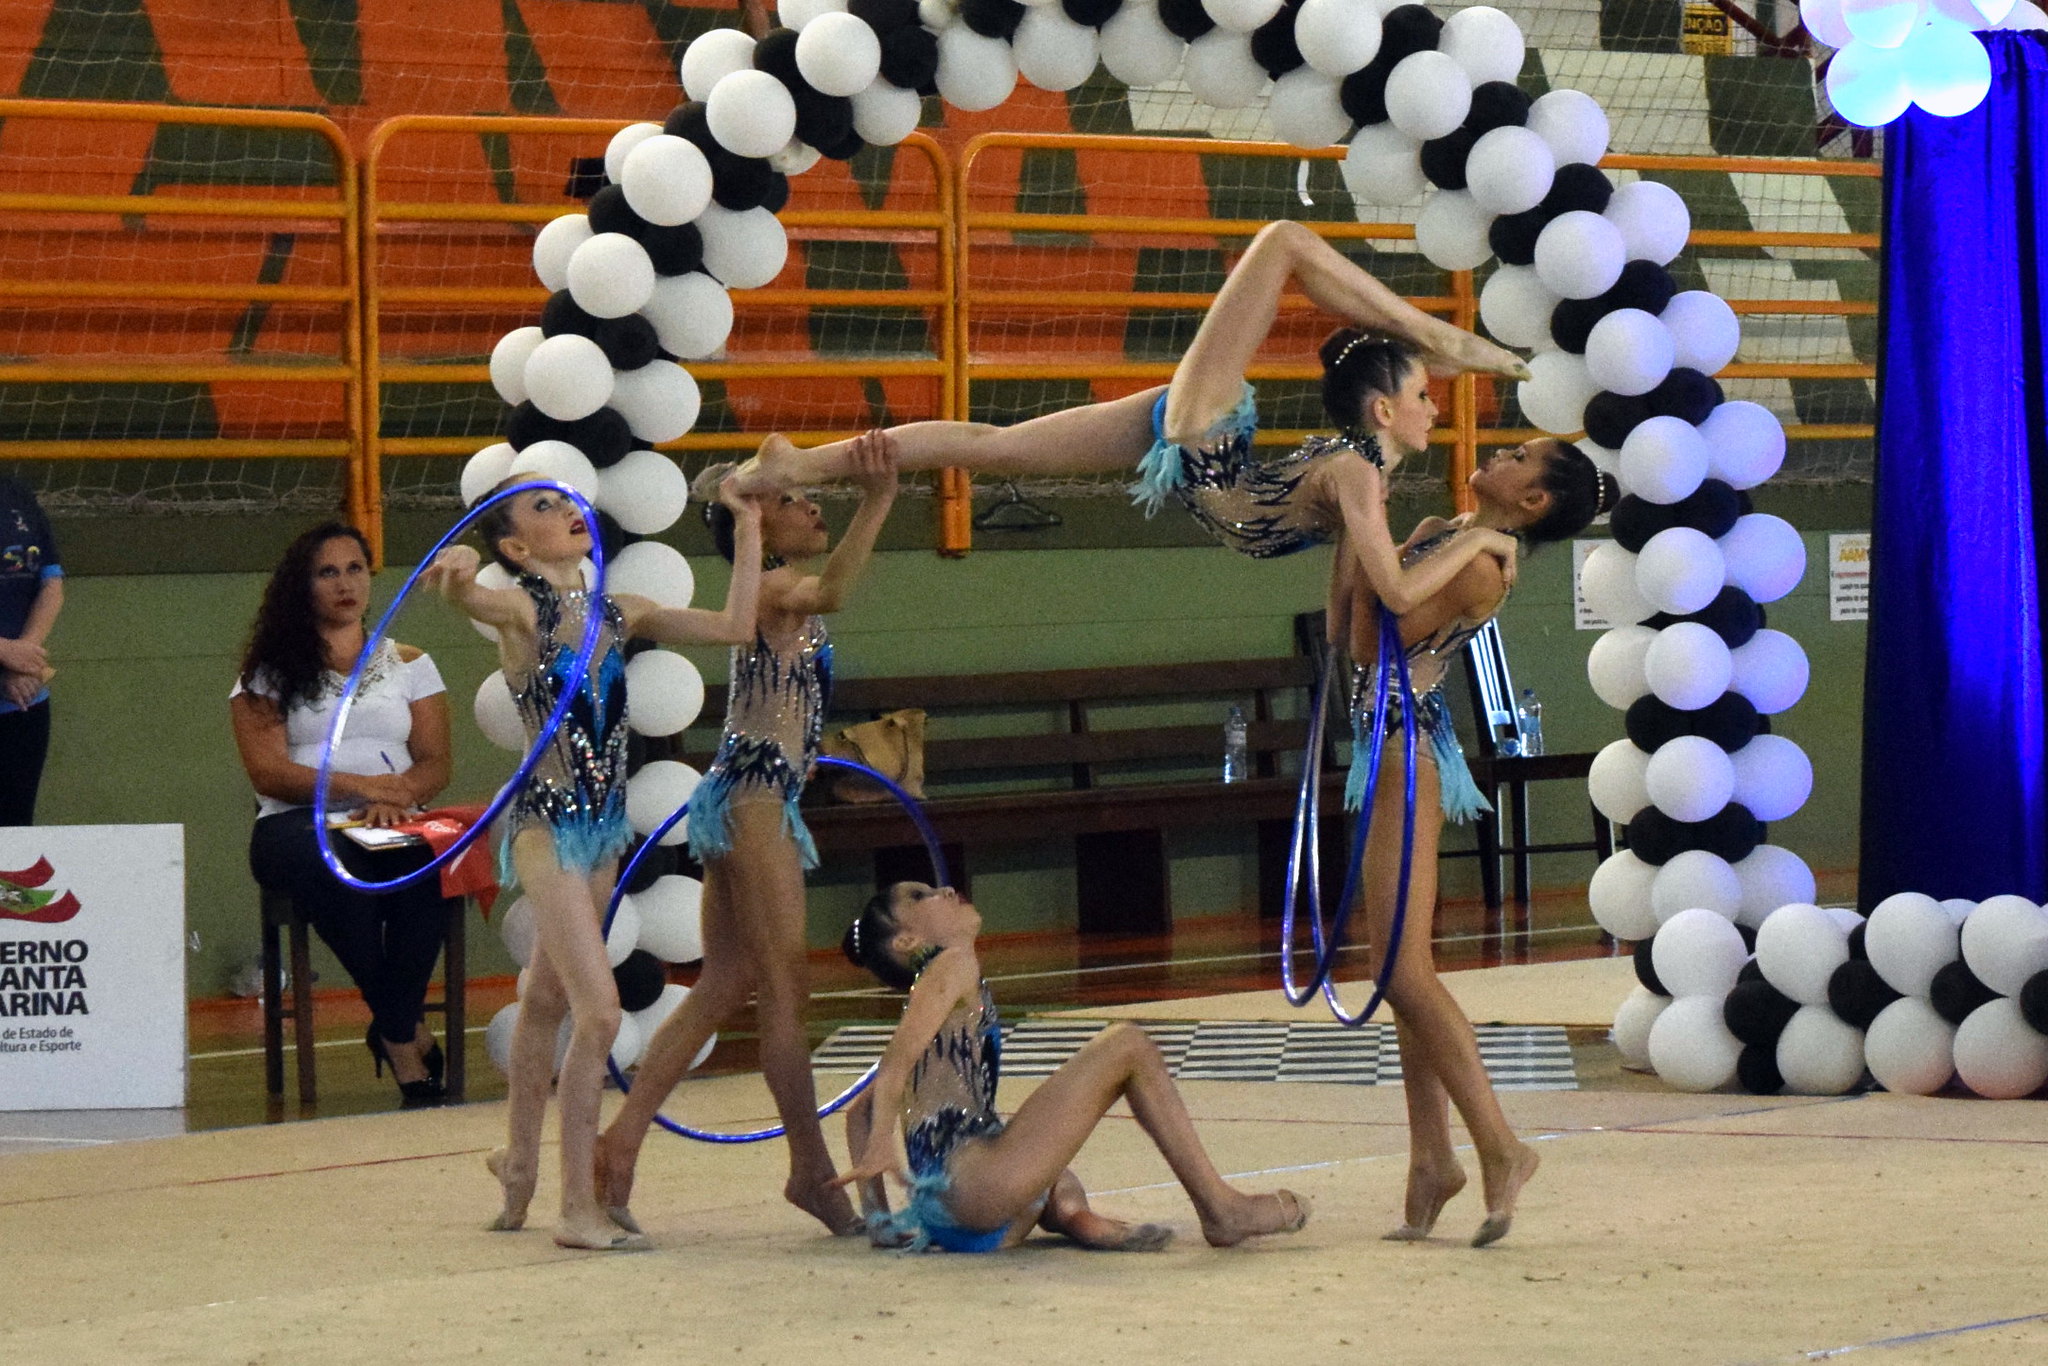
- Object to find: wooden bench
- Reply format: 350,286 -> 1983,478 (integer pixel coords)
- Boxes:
663,657 -> 1346,934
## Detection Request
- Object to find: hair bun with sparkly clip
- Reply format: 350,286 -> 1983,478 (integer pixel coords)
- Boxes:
1596,472 -> 1620,517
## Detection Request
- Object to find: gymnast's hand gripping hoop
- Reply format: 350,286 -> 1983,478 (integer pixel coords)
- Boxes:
312,479 -> 607,894
1277,609 -> 1417,1028
600,758 -> 950,1144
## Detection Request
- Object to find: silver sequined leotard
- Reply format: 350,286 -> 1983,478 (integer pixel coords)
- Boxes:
502,574 -> 632,874
901,980 -> 1005,1180
1129,383 -> 1377,559
686,616 -> 832,869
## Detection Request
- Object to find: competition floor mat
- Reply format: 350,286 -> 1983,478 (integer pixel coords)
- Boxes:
814,1019 -> 1578,1090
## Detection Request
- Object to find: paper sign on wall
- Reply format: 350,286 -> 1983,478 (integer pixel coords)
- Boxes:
1830,534 -> 1871,622
1573,539 -> 1610,630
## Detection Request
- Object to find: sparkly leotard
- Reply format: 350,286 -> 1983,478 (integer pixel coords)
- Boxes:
502,574 -> 631,874
884,979 -> 1012,1253
1129,383 -> 1376,559
685,615 -> 832,869
1346,527 -> 1499,824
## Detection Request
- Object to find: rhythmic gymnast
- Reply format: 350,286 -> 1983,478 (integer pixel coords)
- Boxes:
1327,340 -> 1613,1246
835,881 -> 1311,1253
424,477 -> 766,1251
597,430 -> 899,1237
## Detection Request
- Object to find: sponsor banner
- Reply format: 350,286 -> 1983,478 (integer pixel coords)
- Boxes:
1830,533 -> 1871,622
0,825 -> 185,1110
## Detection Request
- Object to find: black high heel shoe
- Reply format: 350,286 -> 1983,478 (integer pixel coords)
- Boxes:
366,1026 -> 447,1107
421,1037 -> 446,1089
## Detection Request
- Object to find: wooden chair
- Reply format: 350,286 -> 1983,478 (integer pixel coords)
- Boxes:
259,886 -> 468,1105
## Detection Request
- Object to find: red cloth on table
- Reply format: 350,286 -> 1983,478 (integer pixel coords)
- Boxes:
399,804 -> 500,915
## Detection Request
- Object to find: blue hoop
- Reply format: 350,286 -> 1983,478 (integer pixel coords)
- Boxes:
312,479 -> 608,894
602,756 -> 949,1143
1277,609 -> 1417,1028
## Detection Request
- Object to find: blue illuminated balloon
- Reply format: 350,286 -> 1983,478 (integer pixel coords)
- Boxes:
1826,39 -> 1913,127
1905,23 -> 1994,117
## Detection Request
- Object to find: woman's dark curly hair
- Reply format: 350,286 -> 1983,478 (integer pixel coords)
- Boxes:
238,521 -> 372,716
1318,328 -> 1423,434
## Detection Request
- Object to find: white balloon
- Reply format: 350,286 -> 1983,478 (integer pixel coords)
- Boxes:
598,449 -> 690,536
707,69 -> 799,160
630,982 -> 690,1043
1953,997 -> 2048,1098
1906,20 -> 1995,117
1728,629 -> 1808,716
462,441 -> 518,507
1516,349 -> 1600,435
1268,68 -> 1351,149
489,327 -> 544,408
608,539 -> 695,607
1699,401 -> 1786,489
553,1010 -> 641,1073
1588,737 -> 1653,823
1655,905 -> 1749,996
1756,903 -> 1849,1007
1843,0 -> 1928,48
936,26 -> 1020,112
1866,891 -> 1960,997
1414,189 -> 1496,273
474,671 -> 525,752
1730,734 -> 1813,824
1585,308 -> 1676,399
1613,985 -> 1671,1069
1341,123 -> 1427,207
1661,291 -> 1740,376
778,0 -> 849,28
1959,895 -> 2048,997
681,29 -> 757,101
606,893 -> 642,969
1776,1005 -> 1867,1095
1804,0 -> 1859,46
1479,265 -> 1559,351
567,233 -> 657,320
627,760 -> 702,845
621,135 -> 714,228
697,204 -> 789,290
604,122 -> 663,186
467,562 -> 515,643
1719,514 -> 1806,603
508,440 -> 601,502
1635,526 -> 1725,616
852,79 -> 924,147
609,360 -> 702,445
1646,736 -> 1738,826
642,271 -> 734,360
1465,126 -> 1555,216
1384,51 -> 1472,141
1296,0 -> 1382,78
626,649 -> 707,737
634,875 -> 706,963
1864,996 -> 1956,1095
1648,994 -> 1742,1091
1527,88 -> 1609,166
1183,28 -> 1268,109
1620,413 -> 1709,506
1580,540 -> 1655,626
1645,622 -> 1733,712
1534,210 -> 1625,300
533,213 -> 593,293
1014,7 -> 1100,92
522,333 -> 614,421
768,138 -> 823,176
1588,625 -> 1656,712
1975,0 -> 2020,23
1439,5 -> 1526,85
1603,179 -> 1692,268
1825,36 -> 1912,127
485,1002 -> 521,1075
1732,845 -> 1816,929
498,895 -> 537,969
2000,0 -> 2047,24
798,13 -> 883,96
1589,849 -> 1661,941
1202,0 -> 1285,31
1100,2 -> 1186,87
1652,849 -> 1744,928
1941,897 -> 1978,926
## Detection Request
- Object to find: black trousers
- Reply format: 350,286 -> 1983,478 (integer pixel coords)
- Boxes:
249,808 -> 453,1046
0,699 -> 51,826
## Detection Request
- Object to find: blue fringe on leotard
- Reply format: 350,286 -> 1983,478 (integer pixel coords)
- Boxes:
682,742 -> 821,871
1346,688 -> 1492,826
1128,383 -> 1261,517
866,1170 -> 1011,1254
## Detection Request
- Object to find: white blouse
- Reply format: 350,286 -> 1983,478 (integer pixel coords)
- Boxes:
232,640 -> 447,820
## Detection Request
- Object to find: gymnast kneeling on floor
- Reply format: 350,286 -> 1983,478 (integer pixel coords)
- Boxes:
836,881 -> 1311,1253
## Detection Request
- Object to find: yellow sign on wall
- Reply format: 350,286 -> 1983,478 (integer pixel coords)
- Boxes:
1682,2 -> 1736,55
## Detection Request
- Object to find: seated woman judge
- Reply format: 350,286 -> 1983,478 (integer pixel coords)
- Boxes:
231,522 -> 458,1105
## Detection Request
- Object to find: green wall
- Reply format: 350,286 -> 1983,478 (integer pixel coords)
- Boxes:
32,485 -> 1871,998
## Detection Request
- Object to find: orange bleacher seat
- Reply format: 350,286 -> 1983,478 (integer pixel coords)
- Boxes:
357,0 -> 515,118
722,374 -> 873,432
518,0 -> 676,121
147,0 -> 324,108
0,1 -> 56,98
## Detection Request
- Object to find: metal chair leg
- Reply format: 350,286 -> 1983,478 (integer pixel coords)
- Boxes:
289,918 -> 317,1105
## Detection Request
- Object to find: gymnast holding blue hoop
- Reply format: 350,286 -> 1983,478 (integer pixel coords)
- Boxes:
419,472 -> 768,1253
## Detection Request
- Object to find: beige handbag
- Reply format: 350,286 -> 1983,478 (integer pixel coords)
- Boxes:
820,708 -> 927,803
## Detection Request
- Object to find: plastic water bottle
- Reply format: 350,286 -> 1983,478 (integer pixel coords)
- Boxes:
1516,688 -> 1545,758
1222,703 -> 1249,783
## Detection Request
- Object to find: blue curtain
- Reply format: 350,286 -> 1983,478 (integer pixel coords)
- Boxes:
1861,33 -> 2048,907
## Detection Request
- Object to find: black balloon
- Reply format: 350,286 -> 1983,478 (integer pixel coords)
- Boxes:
795,91 -> 856,157
1698,803 -> 1763,863
711,155 -> 782,212
1466,80 -> 1531,135
1736,1041 -> 1785,1094
1420,127 -> 1479,191
664,101 -> 712,146
1625,807 -> 1685,866
613,949 -> 668,1012
1625,695 -> 1691,753
642,221 -> 705,276
1737,956 -> 1765,984
1488,206 -> 1549,266
1607,496 -> 1660,553
561,407 -> 634,467
1340,53 -> 1397,125
1646,367 -> 1722,425
1736,921 -> 1759,953
1634,935 -> 1667,995
1584,390 -> 1654,449
1645,585 -> 1760,647
541,290 -> 602,340
1827,959 -> 1901,1031
880,27 -> 940,91
1379,4 -> 1445,64
962,0 -> 1027,36
1064,0 -> 1125,23
1724,977 -> 1799,1047
1541,161 -> 1613,215
1693,692 -> 1762,751
504,400 -> 549,449
1549,296 -> 1605,354
594,315 -> 660,371
2018,969 -> 2048,1036
851,0 -> 921,33
1158,0 -> 1216,40
1930,959 -> 2000,1026
751,28 -> 803,84
1602,259 -> 1678,317
818,125 -> 868,161
1251,2 -> 1306,78
621,838 -> 675,893
1846,920 -> 1869,961
1671,480 -> 1742,539
594,511 -> 629,563
587,184 -> 649,240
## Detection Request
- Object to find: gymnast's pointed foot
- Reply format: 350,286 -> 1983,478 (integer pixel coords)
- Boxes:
1419,326 -> 1532,383
484,1148 -> 534,1232
1384,1159 -> 1467,1242
1472,1142 -> 1540,1248
1042,1202 -> 1176,1252
1201,1189 -> 1310,1248
730,431 -> 805,496
787,1173 -> 865,1237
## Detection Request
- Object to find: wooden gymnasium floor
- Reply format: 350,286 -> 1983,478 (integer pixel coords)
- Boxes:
6,892 -> 2046,1364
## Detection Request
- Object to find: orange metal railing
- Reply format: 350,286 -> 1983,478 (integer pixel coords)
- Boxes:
0,100 -> 363,526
